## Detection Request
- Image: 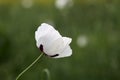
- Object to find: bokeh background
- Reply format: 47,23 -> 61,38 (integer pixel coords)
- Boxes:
0,0 -> 120,80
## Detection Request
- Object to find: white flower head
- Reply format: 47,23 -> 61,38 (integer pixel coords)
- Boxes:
55,0 -> 73,10
21,0 -> 33,8
35,23 -> 72,58
77,35 -> 88,48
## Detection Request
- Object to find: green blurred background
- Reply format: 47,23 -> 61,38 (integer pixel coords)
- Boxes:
0,0 -> 120,80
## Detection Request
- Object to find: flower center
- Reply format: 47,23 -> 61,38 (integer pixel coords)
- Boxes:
50,54 -> 59,57
39,44 -> 43,52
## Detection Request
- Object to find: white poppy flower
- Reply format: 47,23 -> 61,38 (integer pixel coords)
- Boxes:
35,23 -> 72,58
55,0 -> 73,10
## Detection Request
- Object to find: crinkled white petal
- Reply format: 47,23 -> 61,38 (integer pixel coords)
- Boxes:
35,23 -> 62,48
54,46 -> 72,58
45,37 -> 72,56
45,37 -> 64,55
35,23 -> 54,42
62,37 -> 72,47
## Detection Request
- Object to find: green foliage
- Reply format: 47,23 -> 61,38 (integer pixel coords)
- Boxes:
0,1 -> 120,80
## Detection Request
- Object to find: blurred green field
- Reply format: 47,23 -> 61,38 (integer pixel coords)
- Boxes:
0,0 -> 120,80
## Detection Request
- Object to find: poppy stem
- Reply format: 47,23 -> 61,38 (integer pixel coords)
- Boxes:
16,53 -> 44,80
41,68 -> 51,80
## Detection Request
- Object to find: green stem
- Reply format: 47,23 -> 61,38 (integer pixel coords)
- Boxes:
16,53 -> 44,80
42,69 -> 51,80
